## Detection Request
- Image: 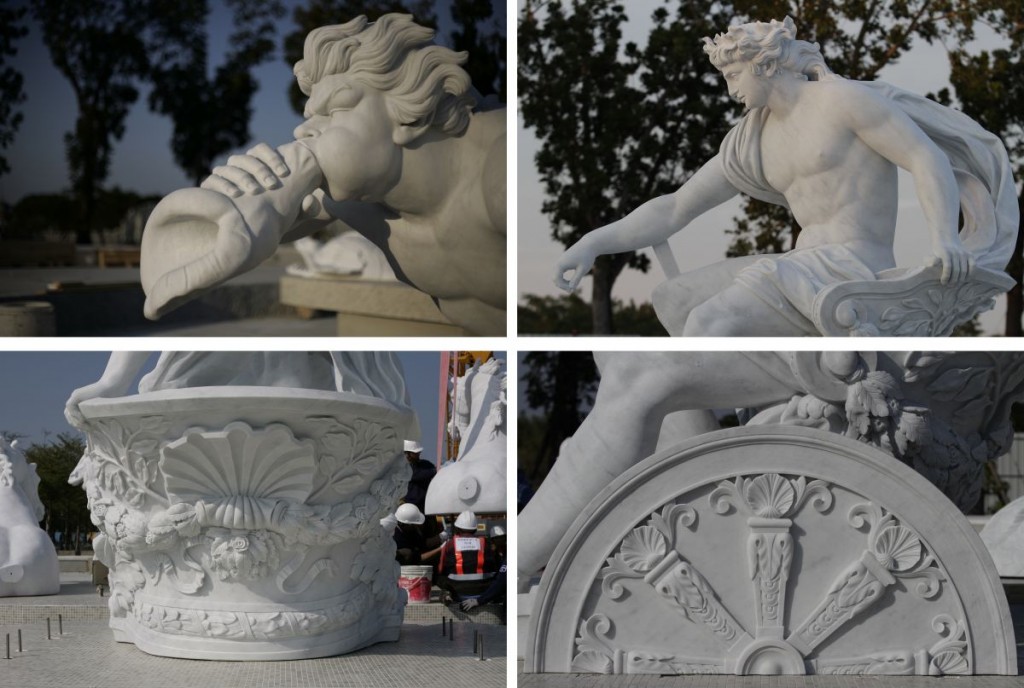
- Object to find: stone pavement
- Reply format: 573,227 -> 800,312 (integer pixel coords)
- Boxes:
0,619 -> 506,688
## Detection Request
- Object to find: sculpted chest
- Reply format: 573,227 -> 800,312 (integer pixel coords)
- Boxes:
759,111 -> 852,194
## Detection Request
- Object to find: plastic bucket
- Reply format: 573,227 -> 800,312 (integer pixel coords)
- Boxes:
399,565 -> 433,604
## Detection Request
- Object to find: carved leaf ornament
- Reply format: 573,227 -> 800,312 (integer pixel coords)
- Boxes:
579,472 -> 969,676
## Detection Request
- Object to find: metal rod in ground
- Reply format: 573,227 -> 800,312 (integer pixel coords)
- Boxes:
5,633 -> 9,660
441,617 -> 446,636
17,628 -> 21,652
449,620 -> 454,641
478,635 -> 485,661
473,629 -> 479,654
58,614 -> 62,635
46,618 -> 51,640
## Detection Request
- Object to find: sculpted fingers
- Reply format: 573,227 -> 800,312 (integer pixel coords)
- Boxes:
248,142 -> 289,177
226,153 -> 280,190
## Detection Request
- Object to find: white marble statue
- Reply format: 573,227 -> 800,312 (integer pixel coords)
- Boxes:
425,358 -> 506,514
519,352 -> 1024,676
288,232 -> 397,281
980,496 -> 1024,577
141,14 -> 505,335
64,351 -> 419,660
518,351 -> 1024,578
554,17 -> 1017,336
0,438 -> 60,597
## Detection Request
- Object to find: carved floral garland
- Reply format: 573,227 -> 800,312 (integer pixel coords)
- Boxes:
73,415 -> 408,632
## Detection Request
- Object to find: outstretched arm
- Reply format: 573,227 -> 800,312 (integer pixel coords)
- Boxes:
842,84 -> 971,283
65,352 -> 152,427
554,155 -> 739,291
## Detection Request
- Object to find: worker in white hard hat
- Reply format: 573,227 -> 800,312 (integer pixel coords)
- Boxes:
402,439 -> 436,512
436,511 -> 497,577
461,523 -> 507,612
392,503 -> 427,565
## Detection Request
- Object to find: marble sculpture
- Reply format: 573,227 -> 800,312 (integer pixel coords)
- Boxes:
140,14 -> 506,335
519,351 -> 1024,676
554,17 -> 1018,336
0,437 -> 60,597
425,358 -> 506,515
65,351 -> 418,660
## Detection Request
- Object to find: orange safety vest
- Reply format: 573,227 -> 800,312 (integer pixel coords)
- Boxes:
439,536 -> 486,574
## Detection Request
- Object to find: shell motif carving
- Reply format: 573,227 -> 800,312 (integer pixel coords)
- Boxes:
744,474 -> 795,518
619,526 -> 667,573
872,525 -> 922,572
161,422 -> 316,509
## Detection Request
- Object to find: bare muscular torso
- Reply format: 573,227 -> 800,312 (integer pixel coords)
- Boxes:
759,81 -> 899,270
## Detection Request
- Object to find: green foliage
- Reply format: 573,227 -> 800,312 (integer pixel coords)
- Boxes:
519,0 -> 738,333
24,434 -> 91,545
941,1 -> 1024,335
518,292 -> 667,336
4,187 -> 158,239
147,0 -> 286,185
32,0 -> 150,243
0,4 -> 28,177
519,351 -> 599,486
283,1 -> 504,115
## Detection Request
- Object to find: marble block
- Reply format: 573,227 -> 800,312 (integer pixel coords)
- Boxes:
279,274 -> 467,336
981,497 -> 1024,577
523,426 -> 1015,676
0,438 -> 59,597
426,358 -> 506,515
71,387 -> 415,660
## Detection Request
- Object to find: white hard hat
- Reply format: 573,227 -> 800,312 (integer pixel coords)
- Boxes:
395,503 -> 425,525
490,524 -> 506,537
404,440 -> 423,453
454,510 -> 477,531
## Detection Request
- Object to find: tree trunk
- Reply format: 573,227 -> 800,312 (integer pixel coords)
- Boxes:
590,255 -> 615,334
1005,195 -> 1024,337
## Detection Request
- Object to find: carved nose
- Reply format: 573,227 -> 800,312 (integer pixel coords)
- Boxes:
293,121 -> 321,140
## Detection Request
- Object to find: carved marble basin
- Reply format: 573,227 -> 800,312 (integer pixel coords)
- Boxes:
73,387 -> 414,660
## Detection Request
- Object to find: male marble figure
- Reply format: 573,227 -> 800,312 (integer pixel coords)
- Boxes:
553,17 -> 1016,335
144,14 -> 506,335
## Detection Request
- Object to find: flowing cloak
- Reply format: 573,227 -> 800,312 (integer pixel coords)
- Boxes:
720,79 -> 1019,272
138,351 -> 420,438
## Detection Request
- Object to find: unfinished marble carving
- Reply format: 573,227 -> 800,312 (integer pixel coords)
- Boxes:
519,351 -> 1024,675
288,233 -> 397,281
65,352 -> 417,660
425,358 -> 506,514
553,17 -> 1017,336
980,497 -> 1024,577
141,14 -> 505,335
524,427 -> 1016,676
0,438 -> 59,597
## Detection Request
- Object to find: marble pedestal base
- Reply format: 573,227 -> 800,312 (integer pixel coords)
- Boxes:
74,388 -> 414,660
523,426 -> 1015,676
279,275 -> 466,336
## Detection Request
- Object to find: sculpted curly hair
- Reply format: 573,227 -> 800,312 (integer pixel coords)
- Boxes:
294,14 -> 476,138
703,17 -> 836,82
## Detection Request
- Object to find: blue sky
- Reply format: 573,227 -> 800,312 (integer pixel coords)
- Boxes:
0,351 -> 505,459
1,0 -> 505,203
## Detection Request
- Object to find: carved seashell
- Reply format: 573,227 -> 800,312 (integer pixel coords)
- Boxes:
744,474 -> 795,518
872,525 -> 921,571
930,650 -> 969,675
619,525 -> 667,573
161,422 -> 316,508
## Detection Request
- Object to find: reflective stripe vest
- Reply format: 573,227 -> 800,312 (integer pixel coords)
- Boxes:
439,536 -> 487,574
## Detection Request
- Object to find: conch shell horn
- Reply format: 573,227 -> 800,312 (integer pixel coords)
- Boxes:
140,140 -> 324,320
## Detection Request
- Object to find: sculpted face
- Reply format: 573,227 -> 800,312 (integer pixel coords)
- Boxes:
721,62 -> 772,109
293,74 -> 404,203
